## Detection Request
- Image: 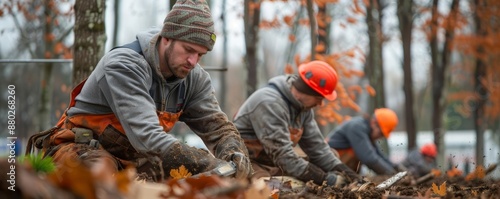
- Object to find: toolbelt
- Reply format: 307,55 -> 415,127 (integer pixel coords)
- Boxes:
25,121 -> 100,158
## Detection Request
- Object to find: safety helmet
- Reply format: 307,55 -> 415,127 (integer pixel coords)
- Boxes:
374,108 -> 398,138
420,143 -> 437,158
297,61 -> 338,101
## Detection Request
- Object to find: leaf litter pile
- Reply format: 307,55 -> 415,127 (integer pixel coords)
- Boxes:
1,155 -> 500,199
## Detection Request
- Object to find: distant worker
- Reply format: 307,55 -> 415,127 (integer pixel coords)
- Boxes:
326,108 -> 404,175
401,143 -> 438,178
233,61 -> 363,187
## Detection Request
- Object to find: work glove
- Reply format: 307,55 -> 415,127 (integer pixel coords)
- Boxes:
228,152 -> 253,180
325,171 -> 347,187
332,164 -> 363,183
162,142 -> 228,176
215,136 -> 253,180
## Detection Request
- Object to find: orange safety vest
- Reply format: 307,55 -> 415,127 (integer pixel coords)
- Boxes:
335,148 -> 362,173
47,79 -> 182,164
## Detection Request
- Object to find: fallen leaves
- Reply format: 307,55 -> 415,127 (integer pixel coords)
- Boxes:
170,165 -> 192,179
431,181 -> 447,196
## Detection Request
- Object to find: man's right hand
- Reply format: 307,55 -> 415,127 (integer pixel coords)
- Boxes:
163,142 -> 227,177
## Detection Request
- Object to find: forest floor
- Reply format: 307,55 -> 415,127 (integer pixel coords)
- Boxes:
1,156 -> 499,199
277,174 -> 500,199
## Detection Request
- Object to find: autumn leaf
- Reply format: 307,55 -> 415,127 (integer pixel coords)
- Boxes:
47,156 -> 97,199
284,63 -> 294,74
283,15 -> 294,26
431,181 -> 446,196
365,84 -> 376,96
270,189 -> 280,199
170,165 -> 192,179
465,165 -> 485,181
446,167 -> 463,177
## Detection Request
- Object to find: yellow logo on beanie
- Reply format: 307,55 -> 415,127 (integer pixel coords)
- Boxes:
211,33 -> 216,43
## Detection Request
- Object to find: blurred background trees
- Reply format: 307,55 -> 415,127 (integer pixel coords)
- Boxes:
1,0 -> 499,171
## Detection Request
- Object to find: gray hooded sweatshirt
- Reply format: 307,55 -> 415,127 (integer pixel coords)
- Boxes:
233,75 -> 343,177
67,29 -> 245,158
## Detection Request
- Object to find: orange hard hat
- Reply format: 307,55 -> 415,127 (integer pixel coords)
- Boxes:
374,108 -> 398,138
297,61 -> 338,101
420,143 -> 437,158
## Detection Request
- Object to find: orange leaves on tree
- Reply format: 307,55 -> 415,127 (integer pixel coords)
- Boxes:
289,34 -> 296,42
346,17 -> 357,24
316,12 -> 331,28
431,181 -> 447,196
54,42 -> 64,54
44,51 -> 52,58
260,18 -> 280,29
353,0 -> 366,15
315,43 -> 326,53
348,85 -> 362,100
365,84 -> 376,96
284,63 -> 294,74
283,15 -> 294,27
170,165 -> 192,179
45,33 -> 56,42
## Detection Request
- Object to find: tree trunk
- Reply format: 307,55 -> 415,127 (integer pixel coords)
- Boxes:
430,0 -> 459,165
397,0 -> 417,150
366,0 -> 390,154
220,0 -> 228,112
38,0 -> 55,131
243,0 -> 260,97
73,0 -> 107,86
473,0 -> 487,167
365,0 -> 386,113
306,0 -> 316,60
112,0 -> 120,47
317,3 -> 330,55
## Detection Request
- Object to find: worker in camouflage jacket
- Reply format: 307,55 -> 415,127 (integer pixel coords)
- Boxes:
233,61 -> 362,187
29,0 -> 252,182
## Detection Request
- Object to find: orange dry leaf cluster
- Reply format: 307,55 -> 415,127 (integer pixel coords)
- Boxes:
465,165 -> 486,181
431,182 -> 447,196
169,165 -> 192,180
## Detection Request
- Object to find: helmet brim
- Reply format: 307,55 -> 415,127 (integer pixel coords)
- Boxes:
323,90 -> 338,101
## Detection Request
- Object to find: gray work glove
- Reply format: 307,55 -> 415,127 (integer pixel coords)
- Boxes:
332,164 -> 362,183
325,171 -> 347,187
228,152 -> 253,180
163,142 -> 227,176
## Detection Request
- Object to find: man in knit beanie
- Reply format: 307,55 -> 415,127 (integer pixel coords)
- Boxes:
33,0 -> 253,183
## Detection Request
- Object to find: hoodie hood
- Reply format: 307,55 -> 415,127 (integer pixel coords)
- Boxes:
268,74 -> 306,110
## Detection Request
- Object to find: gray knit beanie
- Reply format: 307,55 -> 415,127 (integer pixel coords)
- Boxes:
161,0 -> 216,51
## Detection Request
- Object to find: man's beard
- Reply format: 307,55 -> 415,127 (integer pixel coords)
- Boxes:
164,41 -> 179,79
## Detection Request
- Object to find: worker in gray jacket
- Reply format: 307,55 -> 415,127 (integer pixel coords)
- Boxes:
326,109 -> 403,175
233,61 -> 362,187
29,0 -> 252,182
